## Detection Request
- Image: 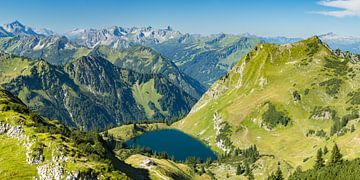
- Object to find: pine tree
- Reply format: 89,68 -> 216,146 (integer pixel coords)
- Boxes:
244,161 -> 251,176
323,146 -> 328,154
275,167 -> 284,180
330,143 -> 343,164
267,167 -> 283,180
314,148 -> 325,169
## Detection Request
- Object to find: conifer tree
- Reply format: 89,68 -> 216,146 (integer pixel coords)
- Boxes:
242,160 -> 255,179
267,166 -> 283,180
330,143 -> 343,164
275,166 -> 284,180
314,148 -> 325,169
323,146 -> 328,154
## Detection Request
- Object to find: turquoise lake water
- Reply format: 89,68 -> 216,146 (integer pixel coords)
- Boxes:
126,129 -> 217,161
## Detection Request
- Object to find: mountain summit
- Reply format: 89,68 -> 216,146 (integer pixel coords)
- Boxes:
3,20 -> 37,36
175,37 -> 360,174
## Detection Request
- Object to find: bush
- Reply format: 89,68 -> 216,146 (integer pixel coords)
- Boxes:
348,91 -> 360,105
293,91 -> 301,101
319,78 -> 343,96
262,103 -> 291,129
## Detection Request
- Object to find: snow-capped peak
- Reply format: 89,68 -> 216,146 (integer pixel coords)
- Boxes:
64,25 -> 182,48
3,20 -> 37,36
33,28 -> 55,36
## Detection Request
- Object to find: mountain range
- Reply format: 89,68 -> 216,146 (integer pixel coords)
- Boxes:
1,21 -> 359,88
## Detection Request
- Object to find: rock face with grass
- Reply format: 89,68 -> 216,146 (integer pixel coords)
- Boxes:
175,37 -> 360,175
0,89 -> 129,179
0,53 -> 197,131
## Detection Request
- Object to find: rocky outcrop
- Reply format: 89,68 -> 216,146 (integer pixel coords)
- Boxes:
312,111 -> 333,120
0,121 -> 45,164
0,121 -> 25,139
235,61 -> 246,89
0,121 -> 92,180
26,141 -> 45,164
37,163 -> 65,180
213,113 -> 232,153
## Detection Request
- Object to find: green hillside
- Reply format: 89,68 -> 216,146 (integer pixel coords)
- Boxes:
175,37 -> 360,177
0,53 -> 197,131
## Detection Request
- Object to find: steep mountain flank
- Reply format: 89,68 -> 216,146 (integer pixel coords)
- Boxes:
0,53 -> 196,130
89,45 -> 205,99
175,37 -> 360,174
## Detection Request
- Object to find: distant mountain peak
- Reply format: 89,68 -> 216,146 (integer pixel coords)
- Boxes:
6,20 -> 24,27
3,20 -> 37,36
33,27 -> 55,36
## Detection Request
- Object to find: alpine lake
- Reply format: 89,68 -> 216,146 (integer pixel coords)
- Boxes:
126,129 -> 217,161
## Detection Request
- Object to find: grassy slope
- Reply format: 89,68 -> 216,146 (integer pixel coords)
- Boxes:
132,79 -> 166,118
106,123 -> 169,141
0,53 -> 33,82
125,154 -> 194,180
0,136 -> 37,179
0,89 -> 129,179
174,37 -> 360,176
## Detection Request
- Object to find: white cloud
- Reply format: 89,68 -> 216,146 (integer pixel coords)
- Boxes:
316,0 -> 360,17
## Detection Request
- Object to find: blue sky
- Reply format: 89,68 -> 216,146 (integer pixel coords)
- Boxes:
0,0 -> 359,37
